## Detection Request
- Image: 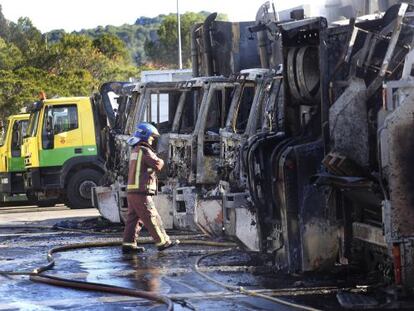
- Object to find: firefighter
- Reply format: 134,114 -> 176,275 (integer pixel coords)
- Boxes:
122,122 -> 179,253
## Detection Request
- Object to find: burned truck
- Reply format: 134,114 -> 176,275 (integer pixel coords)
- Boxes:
167,73 -> 271,233
94,80 -> 197,223
243,2 -> 414,293
93,14 -> 259,227
94,1 -> 414,294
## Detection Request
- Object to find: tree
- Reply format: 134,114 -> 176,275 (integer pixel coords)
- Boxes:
93,33 -> 130,62
0,67 -> 87,117
45,34 -> 138,82
0,9 -> 233,119
8,17 -> 44,62
0,24 -> 139,118
0,5 -> 10,40
0,38 -> 23,70
145,12 -> 228,67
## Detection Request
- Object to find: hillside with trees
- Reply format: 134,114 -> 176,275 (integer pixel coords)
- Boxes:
75,11 -> 227,67
0,6 -> 226,118
0,5 -> 139,119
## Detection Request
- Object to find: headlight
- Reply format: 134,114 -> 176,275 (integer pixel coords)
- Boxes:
1,177 -> 9,184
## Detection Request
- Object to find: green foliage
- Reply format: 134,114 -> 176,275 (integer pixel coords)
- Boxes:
77,22 -> 159,65
0,38 -> 24,70
0,7 -> 227,120
8,17 -> 45,63
93,33 -> 130,61
0,5 -> 10,40
0,6 -> 140,119
145,11 -> 228,67
0,67 -> 93,119
75,11 -> 227,67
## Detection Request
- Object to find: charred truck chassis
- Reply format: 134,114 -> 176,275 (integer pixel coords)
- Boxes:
248,2 -> 414,290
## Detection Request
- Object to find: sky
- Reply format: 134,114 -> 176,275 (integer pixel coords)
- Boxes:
0,0 -> 319,33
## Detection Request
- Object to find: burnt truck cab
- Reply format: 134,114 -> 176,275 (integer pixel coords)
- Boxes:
94,80 -> 200,223
128,80 -> 200,184
166,77 -> 236,186
166,73 -> 283,235
219,69 -> 278,189
219,69 -> 285,250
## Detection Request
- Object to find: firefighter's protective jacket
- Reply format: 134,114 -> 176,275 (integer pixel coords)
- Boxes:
127,142 -> 164,195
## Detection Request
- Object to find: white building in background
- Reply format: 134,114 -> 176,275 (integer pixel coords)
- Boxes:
140,69 -> 192,82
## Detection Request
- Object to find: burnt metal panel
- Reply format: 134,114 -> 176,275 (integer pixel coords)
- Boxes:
290,140 -> 339,271
382,91 -> 414,238
193,19 -> 261,77
329,78 -> 369,167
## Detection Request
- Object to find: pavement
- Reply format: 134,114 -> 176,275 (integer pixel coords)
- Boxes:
0,204 -> 100,226
0,204 -> 380,310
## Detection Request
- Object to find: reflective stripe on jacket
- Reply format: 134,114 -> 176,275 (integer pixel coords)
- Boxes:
127,142 -> 164,194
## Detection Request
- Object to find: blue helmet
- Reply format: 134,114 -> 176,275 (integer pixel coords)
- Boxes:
127,122 -> 160,146
134,122 -> 160,141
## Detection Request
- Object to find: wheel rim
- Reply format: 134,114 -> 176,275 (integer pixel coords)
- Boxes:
78,180 -> 97,200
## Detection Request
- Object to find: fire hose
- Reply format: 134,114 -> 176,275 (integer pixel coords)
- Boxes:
0,237 -> 234,311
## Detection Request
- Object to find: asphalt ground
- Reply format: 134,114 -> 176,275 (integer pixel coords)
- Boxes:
0,204 -> 395,310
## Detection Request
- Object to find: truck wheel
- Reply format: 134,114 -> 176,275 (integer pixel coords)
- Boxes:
66,169 -> 103,209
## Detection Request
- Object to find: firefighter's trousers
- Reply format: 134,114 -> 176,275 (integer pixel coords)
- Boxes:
123,193 -> 170,246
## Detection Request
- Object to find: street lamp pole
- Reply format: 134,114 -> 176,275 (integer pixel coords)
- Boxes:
177,0 -> 183,69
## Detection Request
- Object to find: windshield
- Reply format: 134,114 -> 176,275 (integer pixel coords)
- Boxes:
27,110 -> 40,137
0,120 -> 9,147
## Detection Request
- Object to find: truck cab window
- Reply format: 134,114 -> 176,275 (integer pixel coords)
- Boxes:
144,93 -> 168,126
177,89 -> 201,134
19,120 -> 28,139
206,86 -> 234,133
234,84 -> 255,133
144,91 -> 182,133
44,105 -> 79,135
27,111 -> 40,137
42,105 -> 78,149
11,121 -> 27,158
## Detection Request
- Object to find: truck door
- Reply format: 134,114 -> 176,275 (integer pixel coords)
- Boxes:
8,119 -> 28,193
10,119 -> 28,170
41,104 -> 83,166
